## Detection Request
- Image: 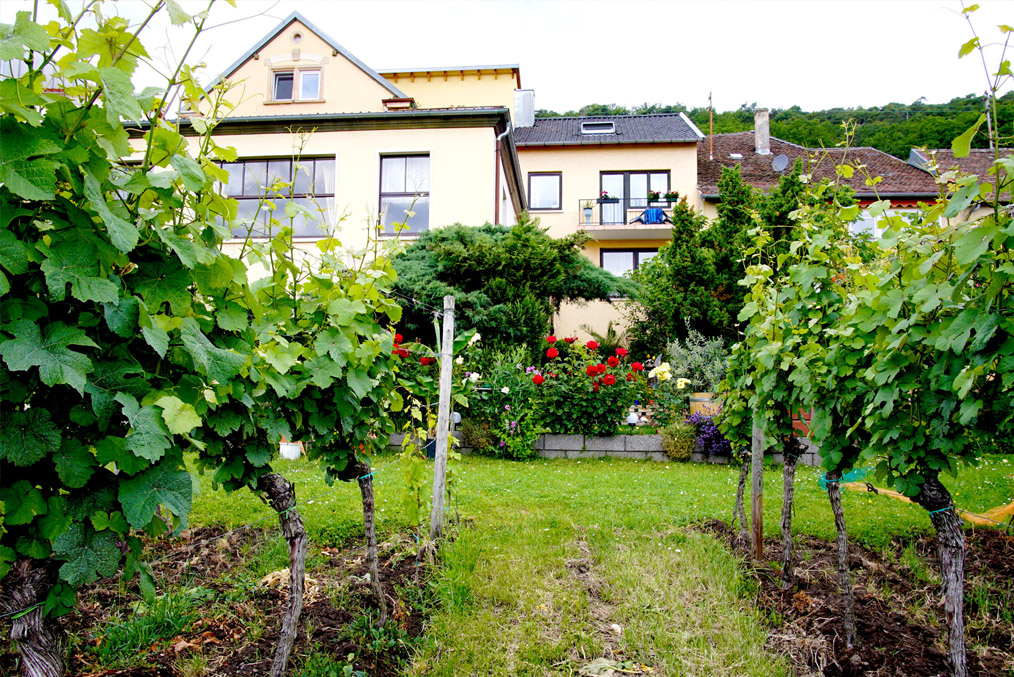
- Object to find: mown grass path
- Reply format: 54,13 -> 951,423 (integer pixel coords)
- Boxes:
189,454 -> 1013,675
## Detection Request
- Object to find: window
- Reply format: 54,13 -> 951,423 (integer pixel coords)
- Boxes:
581,121 -> 615,134
599,171 -> 670,224
600,248 -> 658,277
272,69 -> 320,102
220,157 -> 335,238
528,172 -> 561,210
380,155 -> 430,233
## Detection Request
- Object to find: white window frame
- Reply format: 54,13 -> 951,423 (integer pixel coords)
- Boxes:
271,67 -> 322,103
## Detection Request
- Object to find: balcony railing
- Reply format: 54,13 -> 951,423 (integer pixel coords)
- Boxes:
577,198 -> 677,227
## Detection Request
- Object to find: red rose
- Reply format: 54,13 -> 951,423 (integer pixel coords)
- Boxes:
586,340 -> 599,350
626,372 -> 635,381
616,348 -> 627,357
586,365 -> 597,377
396,348 -> 409,358
547,347 -> 559,359
593,382 -> 600,392
546,335 -> 557,343
603,374 -> 616,385
596,363 -> 607,374
607,356 -> 619,367
394,333 -> 403,344
533,374 -> 545,385
564,337 -> 577,344
420,357 -> 435,366
632,362 -> 643,371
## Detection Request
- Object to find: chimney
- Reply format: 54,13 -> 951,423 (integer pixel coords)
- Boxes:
754,107 -> 770,155
514,89 -> 535,127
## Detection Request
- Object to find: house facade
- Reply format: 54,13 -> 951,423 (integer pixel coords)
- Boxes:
182,12 -> 525,258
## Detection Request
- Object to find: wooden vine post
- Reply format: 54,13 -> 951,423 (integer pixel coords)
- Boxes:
429,296 -> 455,541
751,411 -> 765,561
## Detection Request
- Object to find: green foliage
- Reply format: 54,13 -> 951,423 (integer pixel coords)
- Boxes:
665,324 -> 730,393
660,421 -> 696,461
391,215 -> 635,356
92,591 -> 199,663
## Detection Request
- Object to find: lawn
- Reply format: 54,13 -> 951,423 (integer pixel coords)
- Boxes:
183,453 -> 1013,675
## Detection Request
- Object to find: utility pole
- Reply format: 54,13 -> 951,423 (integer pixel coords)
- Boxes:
429,296 -> 455,541
709,91 -> 714,161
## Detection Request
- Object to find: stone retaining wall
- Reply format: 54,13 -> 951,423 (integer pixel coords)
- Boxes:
387,432 -> 822,465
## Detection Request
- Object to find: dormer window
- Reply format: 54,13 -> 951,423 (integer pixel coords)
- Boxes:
581,121 -> 615,135
272,68 -> 321,102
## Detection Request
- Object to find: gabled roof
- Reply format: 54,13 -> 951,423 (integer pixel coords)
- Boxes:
205,11 -> 406,98
698,131 -> 939,198
514,113 -> 703,147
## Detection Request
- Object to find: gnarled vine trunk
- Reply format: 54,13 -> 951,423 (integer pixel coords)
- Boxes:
917,472 -> 966,677
353,460 -> 388,625
0,559 -> 65,677
258,472 -> 307,677
825,469 -> 857,649
780,436 -> 804,588
732,455 -> 750,550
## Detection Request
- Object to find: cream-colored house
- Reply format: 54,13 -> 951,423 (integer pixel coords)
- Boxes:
189,11 -> 525,255
513,114 -> 704,338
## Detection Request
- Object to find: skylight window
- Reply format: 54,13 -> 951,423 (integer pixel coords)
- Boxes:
581,121 -> 615,135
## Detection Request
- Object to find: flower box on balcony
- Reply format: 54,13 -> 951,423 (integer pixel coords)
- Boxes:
597,197 -> 619,204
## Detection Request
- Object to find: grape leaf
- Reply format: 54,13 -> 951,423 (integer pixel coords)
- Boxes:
133,262 -> 193,314
85,359 -> 147,426
117,460 -> 192,529
951,113 -> 985,158
0,12 -> 51,60
0,407 -> 61,466
0,78 -> 46,126
169,154 -> 205,192
0,320 -> 96,393
98,66 -> 142,124
54,440 -> 97,489
303,355 -> 344,388
0,229 -> 29,275
155,395 -> 201,435
315,328 -> 352,365
83,174 -> 138,253
180,318 -> 246,383
116,393 -> 171,462
141,325 -> 169,358
52,523 -> 121,587
0,117 -> 60,200
0,480 -> 47,525
93,436 -> 150,475
216,302 -> 249,331
102,297 -> 139,337
40,240 -> 119,303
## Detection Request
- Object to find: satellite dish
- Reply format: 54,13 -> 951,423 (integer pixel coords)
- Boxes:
772,154 -> 789,172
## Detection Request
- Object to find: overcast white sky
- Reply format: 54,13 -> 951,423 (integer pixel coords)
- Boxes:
2,0 -> 1010,113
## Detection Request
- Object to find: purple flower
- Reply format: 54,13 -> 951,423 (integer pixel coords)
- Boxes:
505,404 -> 511,411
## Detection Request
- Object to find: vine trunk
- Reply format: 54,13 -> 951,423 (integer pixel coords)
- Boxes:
0,560 -> 64,677
825,469 -> 857,648
780,436 -> 804,588
258,472 -> 308,677
354,460 -> 388,625
917,472 -> 966,677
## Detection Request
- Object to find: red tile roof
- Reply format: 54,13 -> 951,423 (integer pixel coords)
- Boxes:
698,131 -> 939,198
908,148 -> 1011,181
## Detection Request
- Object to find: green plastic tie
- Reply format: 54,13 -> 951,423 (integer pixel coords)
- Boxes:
357,471 -> 375,481
7,603 -> 42,620
928,506 -> 953,515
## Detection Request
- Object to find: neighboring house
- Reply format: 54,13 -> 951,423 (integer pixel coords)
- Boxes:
513,113 -> 704,336
697,109 -> 940,235
907,148 -> 1012,217
178,11 -> 525,257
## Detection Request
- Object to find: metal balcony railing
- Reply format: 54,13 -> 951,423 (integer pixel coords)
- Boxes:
576,197 -> 677,227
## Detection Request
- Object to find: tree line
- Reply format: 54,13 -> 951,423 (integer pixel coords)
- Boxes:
535,92 -> 1014,159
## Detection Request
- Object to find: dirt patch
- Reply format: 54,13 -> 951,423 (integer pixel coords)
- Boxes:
565,538 -> 653,677
1,528 -> 432,677
698,519 -> 1014,677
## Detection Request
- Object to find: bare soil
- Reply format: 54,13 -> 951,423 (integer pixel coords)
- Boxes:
1,527 -> 432,677
699,519 -> 1014,677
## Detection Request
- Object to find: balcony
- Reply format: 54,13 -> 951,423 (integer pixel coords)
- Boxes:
576,198 -> 676,239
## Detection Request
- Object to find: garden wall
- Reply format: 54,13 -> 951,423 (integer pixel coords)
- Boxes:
387,433 -> 823,466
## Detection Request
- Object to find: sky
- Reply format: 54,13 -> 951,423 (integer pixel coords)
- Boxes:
1,0 -> 1010,113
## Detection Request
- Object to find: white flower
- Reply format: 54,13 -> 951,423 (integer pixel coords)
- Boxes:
676,378 -> 691,390
468,372 -> 481,383
468,332 -> 481,346
455,356 -> 464,365
501,386 -> 510,394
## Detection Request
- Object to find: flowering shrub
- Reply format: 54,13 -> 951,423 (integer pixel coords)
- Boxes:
660,421 -> 695,461
686,410 -> 732,457
537,340 -> 644,435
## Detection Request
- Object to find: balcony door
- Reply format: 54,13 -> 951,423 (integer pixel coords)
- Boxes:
600,174 -> 625,225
